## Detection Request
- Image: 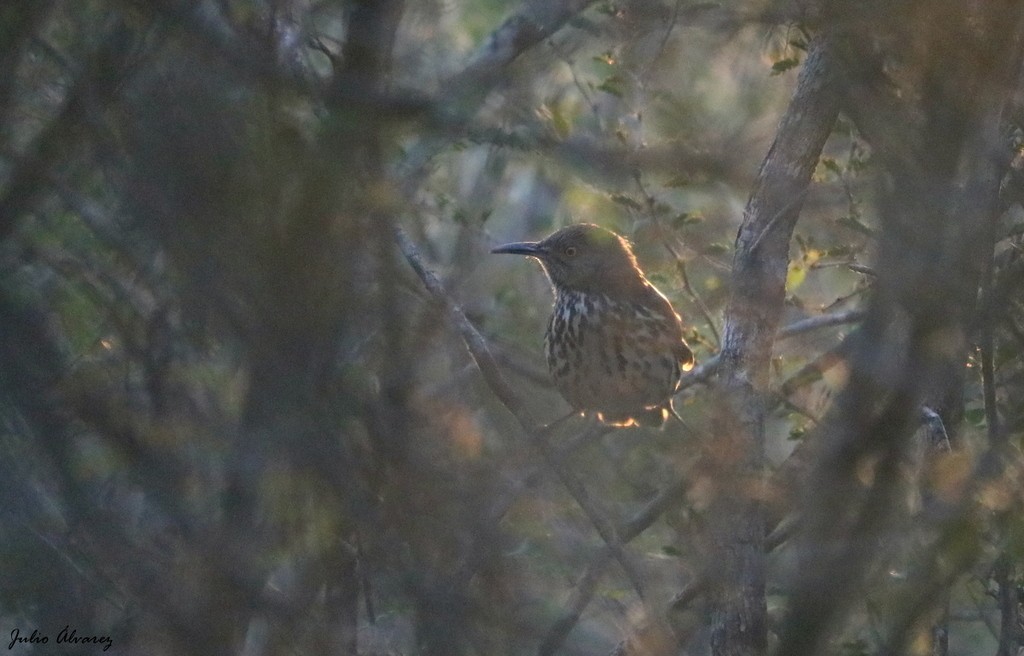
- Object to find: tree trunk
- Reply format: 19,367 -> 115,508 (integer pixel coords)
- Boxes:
709,35 -> 841,656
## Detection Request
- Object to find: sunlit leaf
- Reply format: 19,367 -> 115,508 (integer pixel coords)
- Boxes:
786,262 -> 807,290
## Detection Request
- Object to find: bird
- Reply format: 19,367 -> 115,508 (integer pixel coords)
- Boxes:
492,223 -> 694,427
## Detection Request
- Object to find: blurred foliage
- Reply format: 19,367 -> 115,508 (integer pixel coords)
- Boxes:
0,1 -> 1023,655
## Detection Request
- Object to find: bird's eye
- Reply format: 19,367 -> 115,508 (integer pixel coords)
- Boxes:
564,246 -> 577,257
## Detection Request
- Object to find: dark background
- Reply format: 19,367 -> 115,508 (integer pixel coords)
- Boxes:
1,1 -> 1023,655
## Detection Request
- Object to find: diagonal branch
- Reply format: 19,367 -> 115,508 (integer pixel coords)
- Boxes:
539,476 -> 689,655
398,0 -> 600,182
394,223 -> 649,600
677,307 -> 865,393
0,21 -> 135,241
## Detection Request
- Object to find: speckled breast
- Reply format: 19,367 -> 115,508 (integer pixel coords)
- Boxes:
544,290 -> 682,417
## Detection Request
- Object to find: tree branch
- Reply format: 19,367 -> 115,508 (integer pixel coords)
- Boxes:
394,223 -> 649,600
539,477 -> 689,655
0,21 -> 135,241
398,0 -> 600,182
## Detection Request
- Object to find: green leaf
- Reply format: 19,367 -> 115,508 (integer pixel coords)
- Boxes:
537,103 -> 572,140
838,638 -> 870,656
821,157 -> 842,175
648,272 -> 670,286
964,407 -> 986,426
835,215 -> 878,238
596,75 -> 625,97
770,57 -> 800,75
651,201 -> 673,216
609,193 -> 643,210
672,212 -> 704,228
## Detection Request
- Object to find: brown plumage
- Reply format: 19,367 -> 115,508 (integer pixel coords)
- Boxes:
492,224 -> 694,427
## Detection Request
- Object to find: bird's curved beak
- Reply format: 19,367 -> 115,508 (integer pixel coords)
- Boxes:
490,241 -> 545,256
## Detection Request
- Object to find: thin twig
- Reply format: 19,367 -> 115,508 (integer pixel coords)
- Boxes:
397,0 -> 602,182
778,308 -> 866,337
668,499 -> 800,612
647,0 -> 684,79
847,263 -> 876,276
488,422 -> 609,524
632,170 -> 722,346
677,308 -> 865,394
539,477 -> 690,655
920,406 -> 952,452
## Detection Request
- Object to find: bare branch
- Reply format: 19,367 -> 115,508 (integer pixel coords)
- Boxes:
394,223 -> 649,600
0,22 -> 135,240
677,308 -> 865,394
778,309 -> 865,338
399,0 -> 600,181
539,477 -> 690,655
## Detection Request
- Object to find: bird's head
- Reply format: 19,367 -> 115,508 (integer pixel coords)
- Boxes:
491,224 -> 644,296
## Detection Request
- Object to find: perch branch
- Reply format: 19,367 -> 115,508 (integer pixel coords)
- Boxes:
677,307 -> 865,393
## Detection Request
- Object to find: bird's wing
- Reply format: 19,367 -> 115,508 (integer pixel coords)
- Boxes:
640,282 -> 695,371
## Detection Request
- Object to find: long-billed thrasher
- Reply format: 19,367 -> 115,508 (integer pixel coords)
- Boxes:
492,223 -> 694,427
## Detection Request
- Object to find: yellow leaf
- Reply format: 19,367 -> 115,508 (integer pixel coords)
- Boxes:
786,263 -> 806,291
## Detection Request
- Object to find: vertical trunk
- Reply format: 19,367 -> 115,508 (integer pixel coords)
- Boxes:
995,556 -> 1024,656
709,35 -> 841,656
